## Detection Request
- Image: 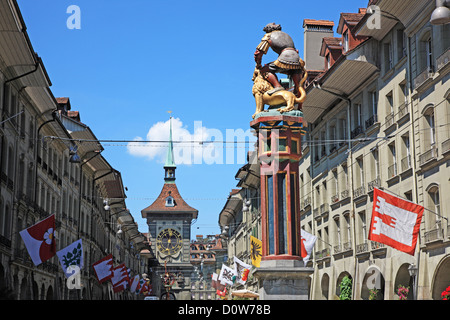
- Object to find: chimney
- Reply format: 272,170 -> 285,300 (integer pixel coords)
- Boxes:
303,19 -> 335,71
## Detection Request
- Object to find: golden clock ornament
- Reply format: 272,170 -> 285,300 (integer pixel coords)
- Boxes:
156,228 -> 183,256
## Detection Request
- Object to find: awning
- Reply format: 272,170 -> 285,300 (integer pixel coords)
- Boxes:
231,289 -> 259,299
218,190 -> 243,228
303,39 -> 379,124
355,0 -> 433,39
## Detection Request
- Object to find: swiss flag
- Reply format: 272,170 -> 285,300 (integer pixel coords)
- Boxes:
368,188 -> 424,255
19,215 -> 56,266
92,254 -> 114,284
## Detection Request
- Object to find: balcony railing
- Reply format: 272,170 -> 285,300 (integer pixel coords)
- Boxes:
350,126 -> 364,139
343,241 -> 352,251
401,155 -> 411,172
331,194 -> 339,204
341,189 -> 350,200
303,196 -> 311,208
354,185 -> 365,198
367,177 -> 381,192
436,47 -> 450,71
334,244 -> 342,254
356,242 -> 368,254
365,114 -> 378,129
414,67 -> 433,89
442,138 -> 450,155
371,241 -> 385,250
424,223 -> 443,243
397,102 -> 409,119
320,203 -> 329,215
388,163 -> 397,178
385,112 -> 395,128
313,208 -> 320,219
419,145 -> 438,166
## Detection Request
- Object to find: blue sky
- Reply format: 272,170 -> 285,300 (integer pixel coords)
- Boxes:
17,0 -> 368,238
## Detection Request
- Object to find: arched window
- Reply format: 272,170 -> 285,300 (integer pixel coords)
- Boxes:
421,104 -> 437,164
425,184 -> 442,243
418,29 -> 433,73
427,184 -> 440,219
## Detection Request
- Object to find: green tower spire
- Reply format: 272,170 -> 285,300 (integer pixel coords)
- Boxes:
164,115 -> 176,182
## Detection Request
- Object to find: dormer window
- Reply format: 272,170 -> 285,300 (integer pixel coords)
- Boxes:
343,30 -> 349,52
165,195 -> 174,207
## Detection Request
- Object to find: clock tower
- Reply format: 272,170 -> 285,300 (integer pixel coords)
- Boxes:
141,117 -> 198,300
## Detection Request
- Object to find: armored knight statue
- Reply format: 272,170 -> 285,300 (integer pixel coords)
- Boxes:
254,22 -> 305,98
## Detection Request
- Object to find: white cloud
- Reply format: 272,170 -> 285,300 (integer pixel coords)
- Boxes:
127,118 -> 220,165
127,118 -> 256,165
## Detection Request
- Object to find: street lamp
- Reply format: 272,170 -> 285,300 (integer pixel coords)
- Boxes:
408,263 -> 418,300
430,0 -> 450,25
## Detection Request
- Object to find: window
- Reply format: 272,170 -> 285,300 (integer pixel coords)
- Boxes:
354,103 -> 363,128
326,53 -> 331,69
372,147 -> 379,180
278,137 -> 287,152
291,138 -> 298,154
401,134 -> 411,171
384,41 -> 393,72
397,29 -> 406,60
332,169 -> 339,202
426,36 -> 433,72
358,211 -> 367,243
426,185 -> 441,236
165,196 -> 174,207
340,118 -> 347,144
356,156 -> 364,187
334,216 -> 341,246
427,110 -> 436,146
386,91 -> 394,115
370,90 -> 378,116
419,31 -> 433,73
343,31 -> 349,52
404,190 -> 413,201
385,91 -> 394,127
388,143 -> 397,177
399,82 -> 407,107
343,211 -> 352,247
428,187 -> 440,217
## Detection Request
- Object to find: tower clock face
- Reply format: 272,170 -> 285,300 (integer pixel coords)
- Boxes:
156,228 -> 183,255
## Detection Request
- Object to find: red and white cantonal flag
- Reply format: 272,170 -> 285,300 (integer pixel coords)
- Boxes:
19,215 -> 56,266
368,188 -> 424,256
300,229 -> 317,264
92,254 -> 114,284
111,263 -> 130,293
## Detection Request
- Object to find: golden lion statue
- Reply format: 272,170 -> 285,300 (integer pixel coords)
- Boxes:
252,67 -> 307,119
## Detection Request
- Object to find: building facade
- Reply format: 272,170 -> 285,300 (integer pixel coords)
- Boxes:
0,0 -> 149,300
217,0 -> 449,300
190,234 -> 227,300
300,1 -> 450,300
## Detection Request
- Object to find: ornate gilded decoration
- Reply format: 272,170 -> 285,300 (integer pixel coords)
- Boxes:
156,228 -> 183,256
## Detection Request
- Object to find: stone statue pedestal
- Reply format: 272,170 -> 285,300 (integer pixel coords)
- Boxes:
253,259 -> 314,300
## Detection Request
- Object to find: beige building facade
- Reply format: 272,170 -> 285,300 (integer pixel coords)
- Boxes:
0,0 -> 149,300
300,0 -> 450,300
